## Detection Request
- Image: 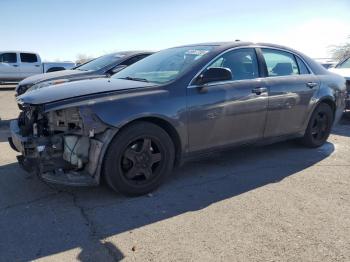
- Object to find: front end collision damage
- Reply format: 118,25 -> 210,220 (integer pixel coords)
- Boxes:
10,105 -> 118,186
11,81 -> 182,188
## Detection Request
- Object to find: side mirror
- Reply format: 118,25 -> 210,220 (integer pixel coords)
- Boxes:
196,67 -> 232,85
110,65 -> 128,75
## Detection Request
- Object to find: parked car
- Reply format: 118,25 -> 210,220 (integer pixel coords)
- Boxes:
316,59 -> 338,69
9,42 -> 347,196
15,51 -> 153,95
329,57 -> 350,109
0,51 -> 74,83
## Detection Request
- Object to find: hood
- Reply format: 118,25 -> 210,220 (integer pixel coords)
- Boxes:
18,70 -> 90,86
17,78 -> 157,105
328,68 -> 350,79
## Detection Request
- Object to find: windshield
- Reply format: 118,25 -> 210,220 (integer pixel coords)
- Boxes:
76,53 -> 126,71
336,57 -> 350,69
112,45 -> 214,84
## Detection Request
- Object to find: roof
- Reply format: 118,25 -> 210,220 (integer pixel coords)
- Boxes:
174,41 -> 307,54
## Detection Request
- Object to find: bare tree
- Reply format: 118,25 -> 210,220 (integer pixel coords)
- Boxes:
330,36 -> 350,62
76,54 -> 94,65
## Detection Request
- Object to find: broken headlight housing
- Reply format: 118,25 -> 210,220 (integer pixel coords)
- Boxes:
45,106 -> 107,136
46,107 -> 83,134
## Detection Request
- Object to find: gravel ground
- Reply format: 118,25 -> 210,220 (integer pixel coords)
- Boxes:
0,90 -> 349,262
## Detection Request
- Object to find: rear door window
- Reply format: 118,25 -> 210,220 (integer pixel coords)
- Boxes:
0,53 -> 17,63
20,53 -> 38,63
261,49 -> 299,76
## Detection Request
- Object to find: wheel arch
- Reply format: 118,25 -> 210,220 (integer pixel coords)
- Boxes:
316,96 -> 336,118
123,117 -> 182,167
105,116 -> 183,168
301,95 -> 336,135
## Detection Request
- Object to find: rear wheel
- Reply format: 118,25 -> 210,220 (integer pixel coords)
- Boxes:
103,121 -> 175,196
300,103 -> 334,148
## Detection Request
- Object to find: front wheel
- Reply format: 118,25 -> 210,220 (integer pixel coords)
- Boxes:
103,121 -> 175,196
300,103 -> 334,148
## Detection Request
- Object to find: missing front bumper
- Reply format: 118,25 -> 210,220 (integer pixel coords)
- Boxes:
8,119 -> 106,187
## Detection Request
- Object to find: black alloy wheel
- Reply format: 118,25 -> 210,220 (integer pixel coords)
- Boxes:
301,103 -> 333,148
310,112 -> 329,142
120,137 -> 163,184
104,121 -> 175,196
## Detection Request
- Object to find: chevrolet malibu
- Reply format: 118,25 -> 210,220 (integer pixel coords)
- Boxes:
9,42 -> 347,196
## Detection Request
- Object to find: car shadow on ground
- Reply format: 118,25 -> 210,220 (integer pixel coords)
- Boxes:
0,136 -> 336,261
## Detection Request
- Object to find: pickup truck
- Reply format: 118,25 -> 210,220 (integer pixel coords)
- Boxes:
0,51 -> 75,83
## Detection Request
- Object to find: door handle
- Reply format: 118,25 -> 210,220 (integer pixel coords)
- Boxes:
35,65 -> 40,67
12,64 -> 18,67
306,82 -> 318,88
252,87 -> 267,95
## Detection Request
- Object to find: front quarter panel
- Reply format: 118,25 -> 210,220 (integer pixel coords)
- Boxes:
89,85 -> 188,152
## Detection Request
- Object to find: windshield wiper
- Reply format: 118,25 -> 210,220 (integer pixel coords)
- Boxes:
120,76 -> 149,82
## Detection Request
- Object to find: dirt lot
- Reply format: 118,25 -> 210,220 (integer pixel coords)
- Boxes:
0,88 -> 349,261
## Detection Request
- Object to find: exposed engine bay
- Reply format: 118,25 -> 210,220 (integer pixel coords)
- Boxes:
9,105 -> 115,186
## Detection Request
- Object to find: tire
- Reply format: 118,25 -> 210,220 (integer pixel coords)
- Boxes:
300,103 -> 334,148
103,121 -> 175,196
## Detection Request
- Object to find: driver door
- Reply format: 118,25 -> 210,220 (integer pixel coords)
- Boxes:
187,48 -> 268,152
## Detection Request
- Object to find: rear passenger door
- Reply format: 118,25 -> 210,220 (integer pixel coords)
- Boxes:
19,53 -> 41,78
259,48 -> 319,137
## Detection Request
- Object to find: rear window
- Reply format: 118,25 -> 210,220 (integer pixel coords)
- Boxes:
20,53 -> 38,63
120,54 -> 150,66
76,53 -> 126,71
0,53 -> 17,63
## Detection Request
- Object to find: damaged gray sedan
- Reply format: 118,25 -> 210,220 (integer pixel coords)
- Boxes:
9,42 -> 347,196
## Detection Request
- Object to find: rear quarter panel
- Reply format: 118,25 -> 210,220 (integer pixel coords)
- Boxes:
303,73 -> 346,130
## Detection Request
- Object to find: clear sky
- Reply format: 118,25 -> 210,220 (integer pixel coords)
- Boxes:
0,0 -> 349,61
